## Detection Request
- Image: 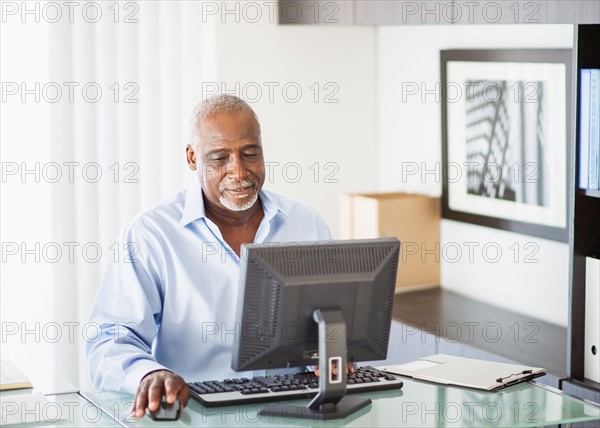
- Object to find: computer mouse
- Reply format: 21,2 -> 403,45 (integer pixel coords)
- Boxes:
148,396 -> 181,421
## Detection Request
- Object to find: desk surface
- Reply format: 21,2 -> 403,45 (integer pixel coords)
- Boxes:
0,392 -> 119,427
81,377 -> 600,427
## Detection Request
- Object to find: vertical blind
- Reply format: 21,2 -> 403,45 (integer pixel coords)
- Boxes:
44,1 -> 213,389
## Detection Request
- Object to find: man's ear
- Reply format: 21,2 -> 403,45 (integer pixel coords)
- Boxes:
186,145 -> 197,171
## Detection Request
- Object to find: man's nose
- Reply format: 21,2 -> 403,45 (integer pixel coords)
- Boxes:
225,156 -> 247,180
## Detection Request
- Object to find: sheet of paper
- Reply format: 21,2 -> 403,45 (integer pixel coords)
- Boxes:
387,359 -> 440,372
382,354 -> 546,391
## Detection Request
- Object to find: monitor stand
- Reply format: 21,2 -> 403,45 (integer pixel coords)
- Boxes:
259,309 -> 372,421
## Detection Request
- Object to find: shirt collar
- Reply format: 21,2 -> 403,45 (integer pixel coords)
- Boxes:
179,178 -> 207,227
179,179 -> 292,227
259,187 -> 293,223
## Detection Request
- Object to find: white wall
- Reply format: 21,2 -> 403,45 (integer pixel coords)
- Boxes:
211,19 -> 378,237
377,24 -> 573,326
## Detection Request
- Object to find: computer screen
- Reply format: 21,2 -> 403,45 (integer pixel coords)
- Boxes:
232,238 -> 400,419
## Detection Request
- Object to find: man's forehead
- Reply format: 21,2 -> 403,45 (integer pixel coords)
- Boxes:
202,138 -> 261,151
199,112 -> 260,149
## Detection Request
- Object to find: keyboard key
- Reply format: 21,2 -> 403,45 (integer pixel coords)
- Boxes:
190,385 -> 206,394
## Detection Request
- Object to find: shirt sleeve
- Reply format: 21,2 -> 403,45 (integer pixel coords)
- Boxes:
85,220 -> 169,393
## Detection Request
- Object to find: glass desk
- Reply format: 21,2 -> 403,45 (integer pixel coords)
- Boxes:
0,392 -> 120,427
80,376 -> 600,427
0,372 -> 119,426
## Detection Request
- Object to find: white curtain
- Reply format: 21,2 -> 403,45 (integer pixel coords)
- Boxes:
45,1 -> 215,389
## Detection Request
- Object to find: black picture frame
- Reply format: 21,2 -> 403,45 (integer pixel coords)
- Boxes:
441,49 -> 572,242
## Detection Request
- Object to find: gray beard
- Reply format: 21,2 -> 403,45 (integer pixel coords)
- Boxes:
219,191 -> 259,211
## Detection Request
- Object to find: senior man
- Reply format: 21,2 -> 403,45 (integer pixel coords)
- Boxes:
86,95 -> 331,417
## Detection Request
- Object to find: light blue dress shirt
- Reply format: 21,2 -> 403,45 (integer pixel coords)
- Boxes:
86,179 -> 331,393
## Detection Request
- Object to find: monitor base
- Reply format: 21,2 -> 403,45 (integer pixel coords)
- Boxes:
259,396 -> 372,421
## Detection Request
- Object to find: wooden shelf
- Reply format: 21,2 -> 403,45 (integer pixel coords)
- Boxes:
392,288 -> 567,378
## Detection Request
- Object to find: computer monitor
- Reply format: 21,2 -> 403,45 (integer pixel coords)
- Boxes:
232,238 -> 400,419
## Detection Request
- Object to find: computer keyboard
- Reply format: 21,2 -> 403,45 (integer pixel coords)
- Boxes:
188,366 -> 403,407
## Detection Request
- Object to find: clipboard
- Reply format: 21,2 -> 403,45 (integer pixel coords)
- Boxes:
380,354 -> 546,391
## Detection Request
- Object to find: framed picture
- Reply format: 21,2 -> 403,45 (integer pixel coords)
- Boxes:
441,49 -> 572,242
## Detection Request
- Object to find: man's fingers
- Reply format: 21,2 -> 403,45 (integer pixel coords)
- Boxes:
147,379 -> 165,412
179,384 -> 191,410
133,386 -> 148,417
133,371 -> 189,417
314,363 -> 355,377
166,378 -> 190,410
164,377 -> 181,404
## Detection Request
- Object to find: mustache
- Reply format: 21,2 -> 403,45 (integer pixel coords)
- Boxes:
219,179 -> 258,192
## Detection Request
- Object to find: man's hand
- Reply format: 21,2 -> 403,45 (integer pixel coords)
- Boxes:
132,370 -> 190,418
313,362 -> 355,377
